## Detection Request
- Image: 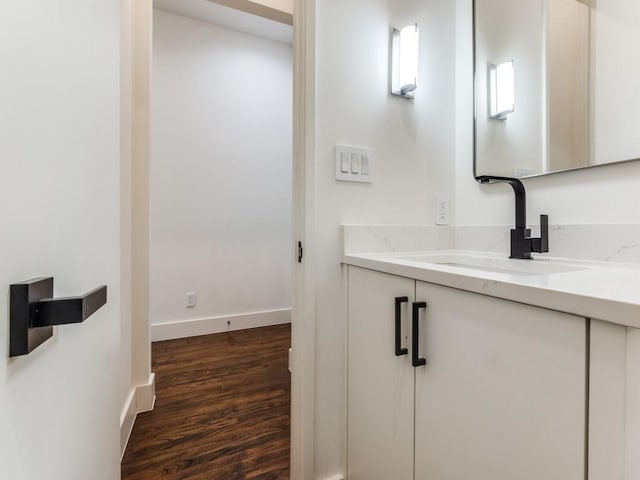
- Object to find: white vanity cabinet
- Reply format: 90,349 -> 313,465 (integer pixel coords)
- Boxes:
347,267 -> 415,480
347,266 -> 587,480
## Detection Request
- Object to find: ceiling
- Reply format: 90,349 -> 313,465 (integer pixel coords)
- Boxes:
154,0 -> 293,45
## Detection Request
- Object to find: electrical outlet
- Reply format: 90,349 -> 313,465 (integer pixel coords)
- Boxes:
185,292 -> 196,308
435,196 -> 449,226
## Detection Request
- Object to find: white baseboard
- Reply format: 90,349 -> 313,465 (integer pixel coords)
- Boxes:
136,373 -> 156,412
151,308 -> 291,342
120,390 -> 137,460
120,373 -> 157,460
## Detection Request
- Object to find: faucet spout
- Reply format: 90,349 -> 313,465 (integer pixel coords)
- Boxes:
477,176 -> 526,229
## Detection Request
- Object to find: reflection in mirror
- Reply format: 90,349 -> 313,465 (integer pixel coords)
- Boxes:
489,60 -> 515,120
474,0 -> 640,179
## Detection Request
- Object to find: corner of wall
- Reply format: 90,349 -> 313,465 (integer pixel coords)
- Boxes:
120,0 -> 155,462
119,373 -> 157,460
131,0 -> 153,391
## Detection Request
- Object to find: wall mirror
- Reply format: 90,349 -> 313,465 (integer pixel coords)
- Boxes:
474,0 -> 640,179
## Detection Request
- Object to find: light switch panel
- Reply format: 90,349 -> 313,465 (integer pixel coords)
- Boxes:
335,145 -> 373,183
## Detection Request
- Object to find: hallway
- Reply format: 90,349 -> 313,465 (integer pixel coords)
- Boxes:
122,325 -> 291,479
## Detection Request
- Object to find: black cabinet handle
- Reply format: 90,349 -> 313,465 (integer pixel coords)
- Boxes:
394,296 -> 409,356
412,301 -> 427,367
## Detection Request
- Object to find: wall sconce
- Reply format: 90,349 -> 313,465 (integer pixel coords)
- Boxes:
489,60 -> 515,119
390,24 -> 419,99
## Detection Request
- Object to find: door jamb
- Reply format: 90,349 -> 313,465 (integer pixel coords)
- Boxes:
291,0 -> 316,478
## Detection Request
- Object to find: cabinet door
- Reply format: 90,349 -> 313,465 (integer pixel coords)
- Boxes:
414,281 -> 586,480
589,319 -> 626,480
347,266 -> 415,480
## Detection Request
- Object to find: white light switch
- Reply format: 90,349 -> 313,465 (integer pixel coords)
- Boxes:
361,155 -> 370,175
351,154 -> 361,174
335,145 -> 373,183
340,152 -> 350,173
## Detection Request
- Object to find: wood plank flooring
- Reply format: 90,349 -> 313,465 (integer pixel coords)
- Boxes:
121,324 -> 291,480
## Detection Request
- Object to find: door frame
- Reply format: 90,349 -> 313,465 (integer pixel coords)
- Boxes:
291,0 -> 316,478
130,0 -> 317,478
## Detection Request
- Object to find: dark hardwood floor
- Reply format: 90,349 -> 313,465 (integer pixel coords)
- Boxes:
121,324 -> 291,480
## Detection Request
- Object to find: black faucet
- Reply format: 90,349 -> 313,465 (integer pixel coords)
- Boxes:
477,176 -> 549,260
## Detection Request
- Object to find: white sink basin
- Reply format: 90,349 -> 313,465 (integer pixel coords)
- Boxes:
397,253 -> 585,276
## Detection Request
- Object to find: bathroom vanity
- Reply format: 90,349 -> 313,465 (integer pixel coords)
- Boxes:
342,228 -> 640,480
340,0 -> 640,477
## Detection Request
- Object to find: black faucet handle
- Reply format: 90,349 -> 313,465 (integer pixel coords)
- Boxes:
531,214 -> 549,253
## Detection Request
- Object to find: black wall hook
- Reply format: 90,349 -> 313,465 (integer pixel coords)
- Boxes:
9,277 -> 107,357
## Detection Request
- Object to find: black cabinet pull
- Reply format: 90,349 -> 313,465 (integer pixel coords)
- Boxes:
394,296 -> 409,356
412,301 -> 427,367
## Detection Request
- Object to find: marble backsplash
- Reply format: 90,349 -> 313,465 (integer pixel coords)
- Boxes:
343,224 -> 640,264
342,225 -> 454,254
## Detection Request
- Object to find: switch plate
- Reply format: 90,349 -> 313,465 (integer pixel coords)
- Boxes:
335,145 -> 372,183
435,196 -> 449,225
186,292 -> 196,308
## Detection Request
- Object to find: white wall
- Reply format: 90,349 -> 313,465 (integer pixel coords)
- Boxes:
0,1 -> 122,479
456,0 -> 640,227
150,9 -> 292,336
312,0 -> 457,476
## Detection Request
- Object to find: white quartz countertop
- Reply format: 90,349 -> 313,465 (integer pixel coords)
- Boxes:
342,250 -> 640,328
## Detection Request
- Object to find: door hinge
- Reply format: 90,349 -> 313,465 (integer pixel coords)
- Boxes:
297,241 -> 304,263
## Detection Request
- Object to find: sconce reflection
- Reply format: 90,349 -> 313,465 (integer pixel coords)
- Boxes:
489,60 -> 515,119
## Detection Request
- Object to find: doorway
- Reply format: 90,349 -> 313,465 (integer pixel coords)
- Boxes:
123,0 -> 295,477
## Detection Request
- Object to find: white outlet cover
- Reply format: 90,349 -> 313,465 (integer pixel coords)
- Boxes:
435,195 -> 449,226
186,292 -> 196,308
